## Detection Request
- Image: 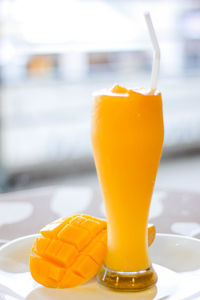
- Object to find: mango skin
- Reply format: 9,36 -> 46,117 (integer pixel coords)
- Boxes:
30,215 -> 107,288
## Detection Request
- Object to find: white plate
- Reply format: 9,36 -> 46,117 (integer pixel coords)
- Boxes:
0,233 -> 200,300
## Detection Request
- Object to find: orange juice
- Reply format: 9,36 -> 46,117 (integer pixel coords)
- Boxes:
91,84 -> 164,290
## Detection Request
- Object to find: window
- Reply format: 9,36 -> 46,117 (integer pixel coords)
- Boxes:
0,0 -> 200,188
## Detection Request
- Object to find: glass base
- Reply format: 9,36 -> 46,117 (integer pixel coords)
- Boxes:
97,264 -> 157,291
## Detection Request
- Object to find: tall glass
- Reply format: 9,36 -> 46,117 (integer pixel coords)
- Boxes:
91,85 -> 164,291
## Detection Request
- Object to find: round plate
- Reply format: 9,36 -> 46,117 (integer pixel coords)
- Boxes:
0,233 -> 200,300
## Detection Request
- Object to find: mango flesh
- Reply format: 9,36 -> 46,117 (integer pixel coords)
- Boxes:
30,215 -> 156,288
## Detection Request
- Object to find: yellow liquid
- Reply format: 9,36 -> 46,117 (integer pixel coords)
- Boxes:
91,85 -> 164,272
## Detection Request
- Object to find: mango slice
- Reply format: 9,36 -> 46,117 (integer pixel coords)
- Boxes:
30,215 -> 156,288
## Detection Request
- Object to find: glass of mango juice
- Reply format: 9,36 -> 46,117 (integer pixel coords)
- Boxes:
91,84 -> 164,291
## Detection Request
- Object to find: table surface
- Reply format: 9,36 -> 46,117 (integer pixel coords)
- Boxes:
0,186 -> 200,245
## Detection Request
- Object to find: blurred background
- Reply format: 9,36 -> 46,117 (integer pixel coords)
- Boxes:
0,0 -> 200,192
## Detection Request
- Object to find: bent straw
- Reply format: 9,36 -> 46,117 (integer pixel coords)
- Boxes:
144,12 -> 160,92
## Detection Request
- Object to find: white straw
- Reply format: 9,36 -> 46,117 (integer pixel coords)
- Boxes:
144,12 -> 160,92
